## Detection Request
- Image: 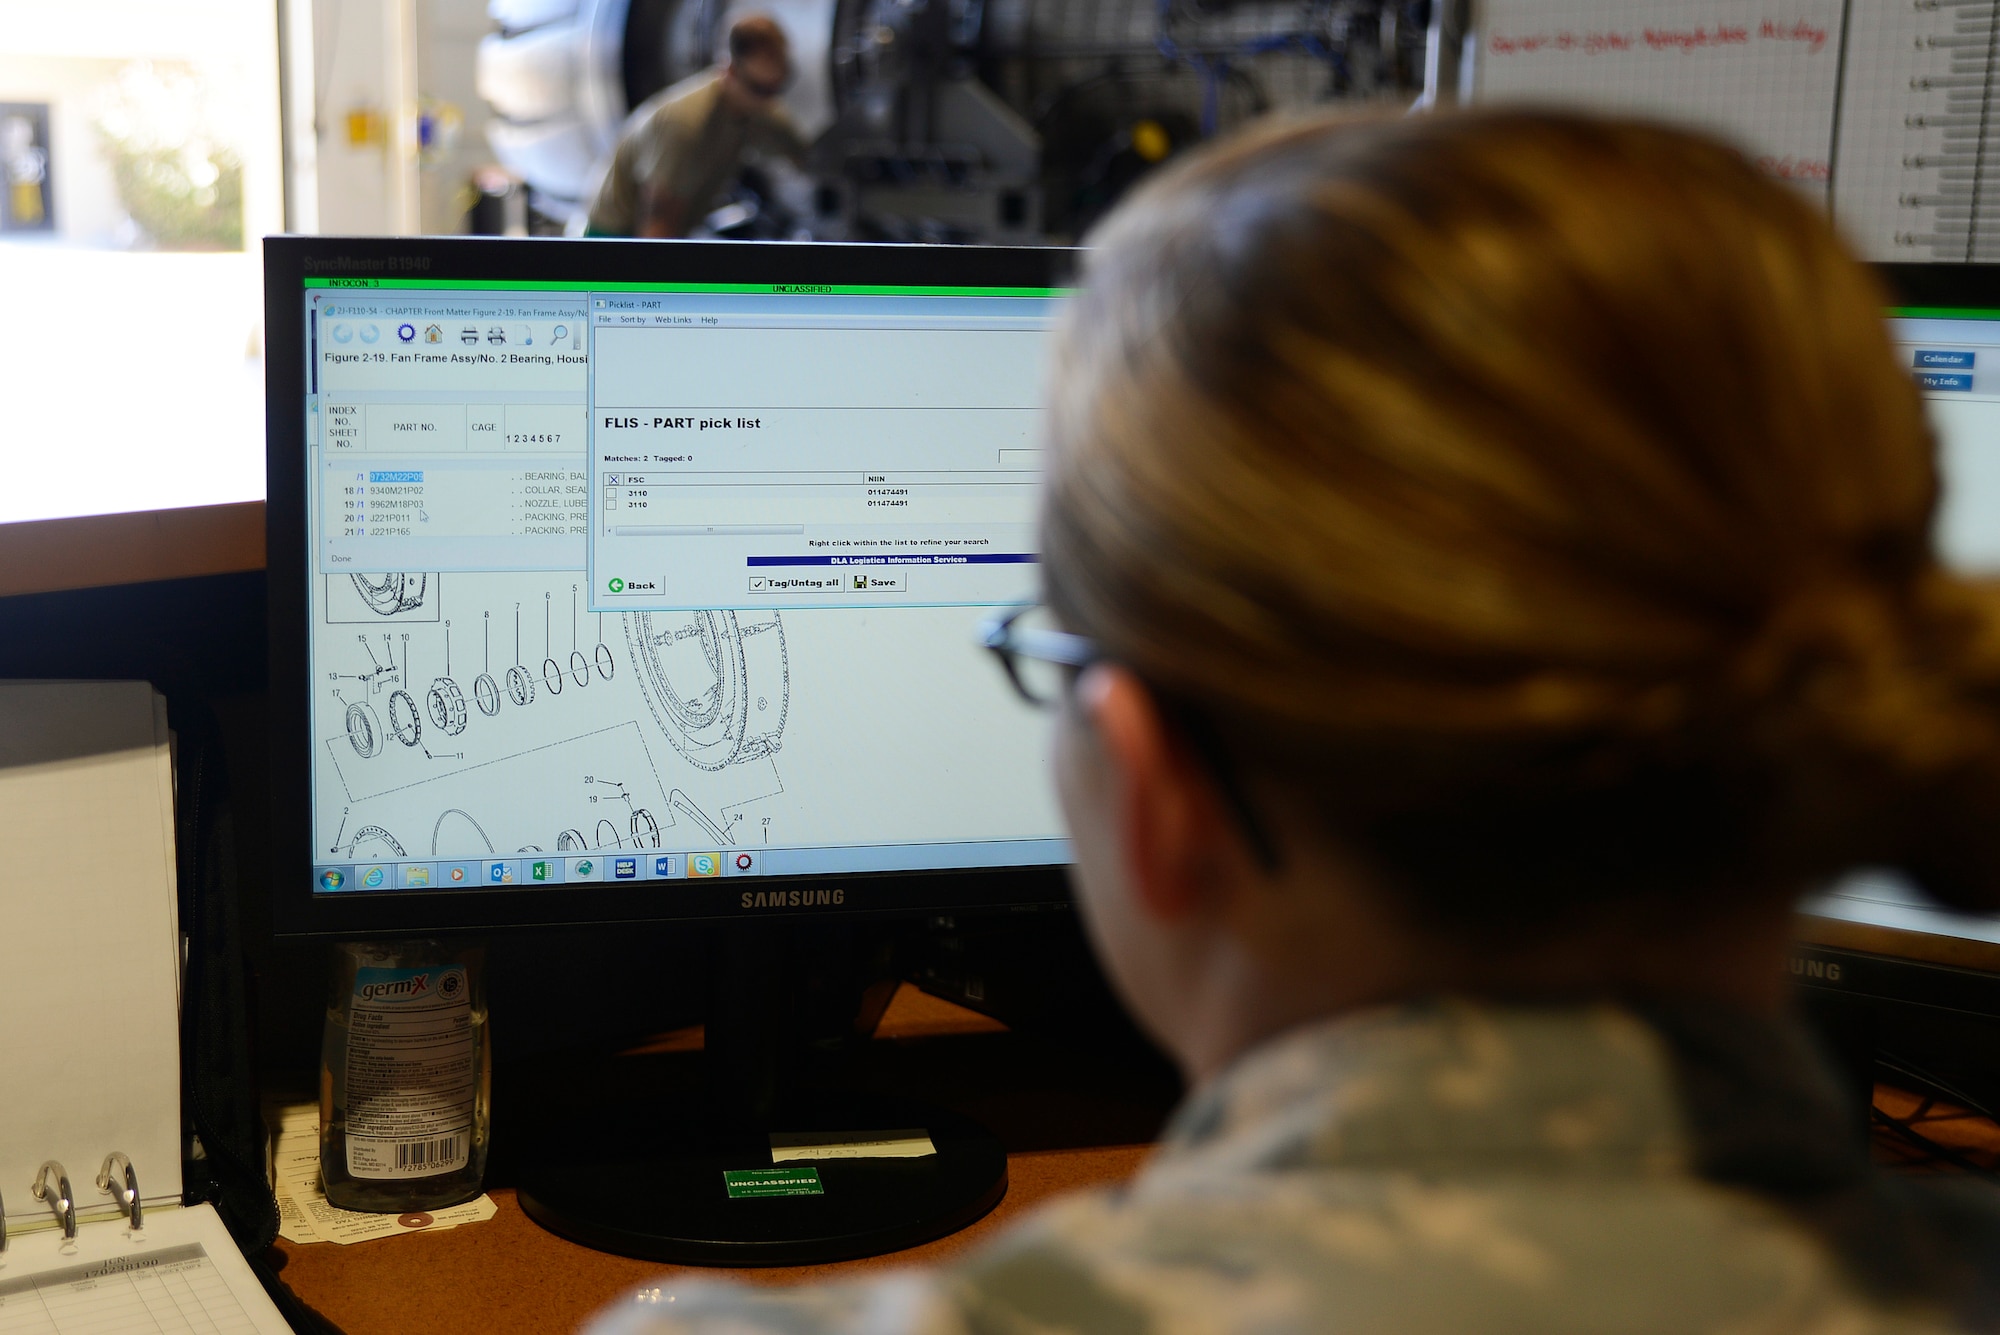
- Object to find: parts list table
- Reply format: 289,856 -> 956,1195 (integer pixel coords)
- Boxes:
327,465 -> 589,543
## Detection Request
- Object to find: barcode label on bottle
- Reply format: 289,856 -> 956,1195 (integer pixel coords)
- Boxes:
397,1135 -> 465,1171
347,1131 -> 470,1177
344,963 -> 479,1181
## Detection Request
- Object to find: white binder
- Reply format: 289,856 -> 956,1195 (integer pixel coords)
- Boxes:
0,681 -> 288,1334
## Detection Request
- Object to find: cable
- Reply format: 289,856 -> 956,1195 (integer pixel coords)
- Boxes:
1871,1105 -> 2000,1179
1153,0 -> 1349,135
1871,1053 -> 2000,1180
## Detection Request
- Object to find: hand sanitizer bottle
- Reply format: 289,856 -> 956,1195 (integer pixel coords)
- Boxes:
320,940 -> 490,1212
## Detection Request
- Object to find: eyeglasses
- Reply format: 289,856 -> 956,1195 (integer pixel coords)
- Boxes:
977,604 -> 1284,871
978,604 -> 1100,707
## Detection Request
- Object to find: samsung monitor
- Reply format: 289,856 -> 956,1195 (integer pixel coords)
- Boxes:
263,236 -> 1083,1264
264,237 -> 1076,940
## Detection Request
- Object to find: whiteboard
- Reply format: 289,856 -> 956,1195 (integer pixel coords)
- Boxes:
1472,1 -> 1848,202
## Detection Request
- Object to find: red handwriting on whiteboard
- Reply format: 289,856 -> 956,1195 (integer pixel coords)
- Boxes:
1644,25 -> 1749,51
1489,19 -> 1831,57
1489,30 -> 1633,55
1757,155 -> 1832,181
1760,19 -> 1828,52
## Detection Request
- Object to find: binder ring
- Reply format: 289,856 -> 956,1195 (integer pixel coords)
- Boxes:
33,1162 -> 75,1240
97,1153 -> 141,1230
1,1185 -> 7,1254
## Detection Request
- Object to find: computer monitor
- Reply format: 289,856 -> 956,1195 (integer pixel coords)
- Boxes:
263,236 -> 1080,1264
1793,264 -> 2000,1110
263,237 -> 1076,939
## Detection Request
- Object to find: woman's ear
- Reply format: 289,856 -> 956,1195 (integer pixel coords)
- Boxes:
1074,664 -> 1237,923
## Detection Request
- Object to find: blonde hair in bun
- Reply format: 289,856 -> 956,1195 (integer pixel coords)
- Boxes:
1042,109 -> 2000,931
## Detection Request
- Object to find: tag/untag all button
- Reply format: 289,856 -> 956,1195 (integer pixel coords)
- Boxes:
747,572 -> 906,593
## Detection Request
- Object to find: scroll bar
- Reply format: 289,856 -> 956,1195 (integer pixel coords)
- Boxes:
612,525 -> 808,537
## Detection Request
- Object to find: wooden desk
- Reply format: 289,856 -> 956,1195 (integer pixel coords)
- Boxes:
267,989 -> 2000,1335
267,988 -> 1179,1335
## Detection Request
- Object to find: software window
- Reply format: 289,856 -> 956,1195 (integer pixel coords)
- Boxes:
587,292 -> 1047,611
301,279 -> 1065,895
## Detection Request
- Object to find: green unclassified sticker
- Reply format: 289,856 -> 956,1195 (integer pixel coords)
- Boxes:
725,1167 -> 824,1199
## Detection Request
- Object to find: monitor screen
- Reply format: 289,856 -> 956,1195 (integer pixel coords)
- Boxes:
1802,284 -> 2000,961
266,239 -> 1074,934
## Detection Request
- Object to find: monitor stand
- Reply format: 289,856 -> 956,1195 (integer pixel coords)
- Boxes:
514,923 -> 1009,1266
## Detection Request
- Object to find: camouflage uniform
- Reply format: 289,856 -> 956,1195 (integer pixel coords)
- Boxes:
586,69 -> 808,237
589,1002 -> 2000,1334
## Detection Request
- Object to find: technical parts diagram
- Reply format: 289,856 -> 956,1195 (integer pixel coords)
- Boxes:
343,825 -> 407,858
346,703 -> 382,759
626,610 -> 790,772
432,809 -> 495,855
327,573 -> 440,623
316,571 -> 811,860
670,789 -> 733,847
355,572 -> 427,615
387,691 -> 423,747
427,678 -> 469,736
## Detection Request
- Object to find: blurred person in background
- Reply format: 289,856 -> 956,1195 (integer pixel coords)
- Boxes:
590,110 -> 2000,1333
585,13 -> 807,239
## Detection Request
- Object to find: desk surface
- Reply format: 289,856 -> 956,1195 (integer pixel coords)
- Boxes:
267,989 -> 2000,1335
267,987 -> 1177,1335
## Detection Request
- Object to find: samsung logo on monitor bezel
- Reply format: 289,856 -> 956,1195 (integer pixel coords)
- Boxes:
740,887 -> 847,909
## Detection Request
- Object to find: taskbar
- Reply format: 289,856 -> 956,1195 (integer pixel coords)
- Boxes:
313,837 -> 1070,895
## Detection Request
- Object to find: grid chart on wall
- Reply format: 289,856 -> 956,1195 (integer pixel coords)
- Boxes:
1474,1 -> 2000,261
1834,2 -> 2000,261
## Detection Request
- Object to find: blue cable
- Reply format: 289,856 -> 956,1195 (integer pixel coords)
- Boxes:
1155,0 -> 1346,137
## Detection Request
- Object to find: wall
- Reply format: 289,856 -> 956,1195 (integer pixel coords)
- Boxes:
308,0 -> 498,235
421,0 -> 499,234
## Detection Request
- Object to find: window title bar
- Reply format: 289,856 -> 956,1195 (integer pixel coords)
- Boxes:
305,278 -> 1068,298
1892,306 -> 2000,321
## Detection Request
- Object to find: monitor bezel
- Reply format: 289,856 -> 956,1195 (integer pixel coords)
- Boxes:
1876,262 -> 2000,311
1784,262 -> 2000,980
265,235 -> 1078,938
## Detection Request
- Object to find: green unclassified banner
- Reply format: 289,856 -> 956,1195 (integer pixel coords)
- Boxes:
724,1167 -> 825,1199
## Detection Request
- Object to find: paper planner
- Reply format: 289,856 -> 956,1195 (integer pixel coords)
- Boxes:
0,1202 -> 287,1335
